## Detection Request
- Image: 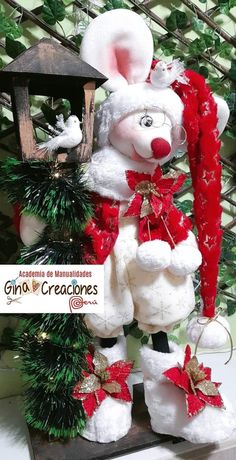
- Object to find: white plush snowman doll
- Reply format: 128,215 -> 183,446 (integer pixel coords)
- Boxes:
78,8 -> 235,444
20,8 -> 235,446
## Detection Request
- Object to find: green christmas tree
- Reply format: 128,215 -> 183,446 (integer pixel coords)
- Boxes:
16,314 -> 91,438
0,157 -> 94,438
17,314 -> 91,438
0,158 -> 93,264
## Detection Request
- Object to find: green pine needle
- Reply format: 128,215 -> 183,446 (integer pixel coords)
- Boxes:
1,158 -> 96,439
18,227 -> 91,264
15,314 -> 92,439
0,158 -> 93,232
24,387 -> 86,439
17,314 -> 91,348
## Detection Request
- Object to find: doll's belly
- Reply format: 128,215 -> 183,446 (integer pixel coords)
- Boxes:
112,216 -> 195,330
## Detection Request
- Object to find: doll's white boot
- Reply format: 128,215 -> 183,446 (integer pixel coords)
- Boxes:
82,336 -> 132,443
140,343 -> 236,444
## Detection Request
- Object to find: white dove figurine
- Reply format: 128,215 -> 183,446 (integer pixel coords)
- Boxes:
37,115 -> 83,152
150,59 -> 188,89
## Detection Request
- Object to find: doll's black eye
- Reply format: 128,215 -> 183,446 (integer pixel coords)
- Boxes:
140,115 -> 153,128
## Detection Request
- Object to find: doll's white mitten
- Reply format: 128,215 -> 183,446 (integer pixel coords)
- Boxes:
140,344 -> 236,443
187,315 -> 230,349
82,336 -> 132,443
168,244 -> 202,276
136,240 -> 171,272
20,214 -> 46,246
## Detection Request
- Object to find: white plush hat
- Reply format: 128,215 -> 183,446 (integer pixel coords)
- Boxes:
81,9 -> 184,147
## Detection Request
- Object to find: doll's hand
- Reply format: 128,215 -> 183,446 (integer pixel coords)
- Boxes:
136,240 -> 171,272
168,243 -> 202,277
20,214 -> 46,246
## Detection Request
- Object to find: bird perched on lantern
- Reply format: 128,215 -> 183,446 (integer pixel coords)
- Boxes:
150,59 -> 188,89
37,114 -> 83,152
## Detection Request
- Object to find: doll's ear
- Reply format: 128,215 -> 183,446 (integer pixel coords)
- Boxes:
213,95 -> 230,135
80,9 -> 153,92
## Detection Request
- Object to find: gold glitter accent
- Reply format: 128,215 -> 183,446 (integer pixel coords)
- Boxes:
102,382 -> 121,393
140,196 -> 153,218
79,374 -> 101,393
195,380 -> 219,396
93,351 -> 109,374
185,355 -> 220,398
135,180 -> 160,197
185,356 -> 206,383
99,370 -> 110,381
189,376 -> 197,395
135,180 -> 161,218
163,171 -> 182,179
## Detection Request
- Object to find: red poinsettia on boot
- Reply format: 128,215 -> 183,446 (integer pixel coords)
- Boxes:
72,337 -> 133,443
72,346 -> 133,417
163,345 -> 224,417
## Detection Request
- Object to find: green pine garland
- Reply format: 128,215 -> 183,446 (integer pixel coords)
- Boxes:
0,158 -> 93,232
0,156 -> 96,439
18,227 -> 91,265
16,314 -> 91,438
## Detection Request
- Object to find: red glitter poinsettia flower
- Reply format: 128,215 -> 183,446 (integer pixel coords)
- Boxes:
72,348 -> 133,417
163,345 -> 224,417
124,166 -> 186,219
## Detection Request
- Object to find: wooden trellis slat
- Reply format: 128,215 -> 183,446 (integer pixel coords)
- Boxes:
219,289 -> 236,301
181,0 -> 236,47
3,0 -> 80,54
74,0 -> 97,19
138,2 -> 234,50
2,0 -> 232,79
129,0 -> 229,76
224,185 -> 236,196
225,218 -> 236,230
207,6 -> 221,17
221,194 -> 236,208
221,156 -> 236,173
17,5 -> 43,23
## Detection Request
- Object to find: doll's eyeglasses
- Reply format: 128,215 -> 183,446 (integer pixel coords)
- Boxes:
134,110 -> 187,146
173,124 -> 187,146
136,111 -> 172,129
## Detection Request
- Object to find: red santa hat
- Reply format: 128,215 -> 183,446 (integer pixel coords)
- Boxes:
172,70 -> 230,348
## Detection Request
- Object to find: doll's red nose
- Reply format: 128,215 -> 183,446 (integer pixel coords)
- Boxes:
151,138 -> 171,159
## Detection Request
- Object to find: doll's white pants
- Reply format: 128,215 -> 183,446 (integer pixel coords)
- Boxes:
85,215 -> 195,338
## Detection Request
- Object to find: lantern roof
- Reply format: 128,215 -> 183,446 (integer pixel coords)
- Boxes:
0,38 -> 107,97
